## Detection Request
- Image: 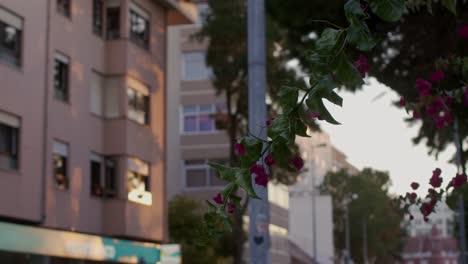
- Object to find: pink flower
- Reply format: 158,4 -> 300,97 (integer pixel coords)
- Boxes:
264,153 -> 275,166
425,97 -> 443,117
311,112 -> 321,120
444,95 -> 455,106
354,54 -> 370,78
416,78 -> 432,97
459,25 -> 468,39
213,193 -> 223,205
430,168 -> 443,188
227,201 -> 235,214
266,117 -> 275,127
410,182 -> 419,190
398,97 -> 407,107
235,143 -> 246,156
452,173 -> 467,189
412,110 -> 421,120
429,70 -> 445,82
250,164 -> 269,187
291,155 -> 304,171
421,202 -> 434,217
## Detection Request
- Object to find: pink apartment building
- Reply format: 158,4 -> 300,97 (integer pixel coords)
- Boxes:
0,0 -> 193,263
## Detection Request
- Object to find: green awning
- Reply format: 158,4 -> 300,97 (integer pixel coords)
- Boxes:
0,221 -> 161,263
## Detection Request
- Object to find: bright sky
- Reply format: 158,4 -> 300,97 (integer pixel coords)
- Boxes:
320,77 -> 457,196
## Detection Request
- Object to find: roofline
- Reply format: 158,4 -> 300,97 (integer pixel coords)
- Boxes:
158,0 -> 196,24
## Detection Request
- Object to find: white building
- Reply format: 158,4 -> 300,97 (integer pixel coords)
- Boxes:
289,132 -> 358,264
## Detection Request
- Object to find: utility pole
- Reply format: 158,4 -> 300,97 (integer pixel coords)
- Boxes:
363,218 -> 368,264
344,203 -> 351,264
311,162 -> 318,261
247,0 -> 270,263
453,116 -> 466,264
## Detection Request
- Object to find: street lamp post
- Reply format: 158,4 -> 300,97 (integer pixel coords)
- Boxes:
342,193 -> 358,264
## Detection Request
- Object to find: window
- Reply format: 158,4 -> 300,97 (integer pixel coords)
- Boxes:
106,3 -> 120,40
92,0 -> 104,35
0,111 -> 19,170
127,158 -> 151,205
53,141 -> 69,190
184,160 -> 227,188
54,53 -> 69,102
197,3 -> 209,24
0,7 -> 22,66
90,154 -> 117,198
182,104 -> 226,133
57,0 -> 71,17
129,3 -> 150,49
182,52 -> 212,81
90,72 -> 121,118
127,87 -> 149,125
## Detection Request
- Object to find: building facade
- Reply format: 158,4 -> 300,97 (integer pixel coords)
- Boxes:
166,1 -> 292,263
406,202 -> 456,239
289,131 -> 358,264
0,0 -> 193,262
401,226 -> 459,264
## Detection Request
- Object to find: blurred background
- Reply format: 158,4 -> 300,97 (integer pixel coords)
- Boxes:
0,0 -> 467,263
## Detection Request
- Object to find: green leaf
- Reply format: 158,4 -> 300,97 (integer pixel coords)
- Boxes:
208,163 -> 236,182
235,168 -> 260,199
278,86 -> 299,109
441,0 -> 457,15
347,19 -> 377,51
230,194 -> 242,207
316,28 -> 346,52
290,112 -> 309,137
239,137 -> 264,167
271,138 -> 293,170
268,114 -> 293,142
306,94 -> 341,125
221,183 -> 237,203
331,52 -> 364,86
344,0 -> 366,19
315,76 -> 343,106
368,0 -> 406,22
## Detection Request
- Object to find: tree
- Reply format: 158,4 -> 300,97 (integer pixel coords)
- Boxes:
168,196 -> 233,264
320,168 -> 404,263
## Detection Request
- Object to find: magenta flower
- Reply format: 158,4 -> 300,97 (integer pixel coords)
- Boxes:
354,54 -> 370,78
409,192 -> 417,203
425,97 -> 443,117
250,164 -> 269,187
452,173 -> 467,189
291,155 -> 304,171
213,193 -> 223,205
412,110 -> 421,120
434,111 -> 452,129
398,97 -> 407,107
234,143 -> 246,156
410,182 -> 419,190
416,78 -> 432,97
421,202 -> 433,217
264,153 -> 275,166
444,95 -> 455,106
310,112 -> 322,120
429,70 -> 445,82
266,117 -> 275,127
430,168 -> 443,188
227,201 -> 235,214
459,25 -> 468,38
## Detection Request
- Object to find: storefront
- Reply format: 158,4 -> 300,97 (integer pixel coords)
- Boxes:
0,221 -> 180,264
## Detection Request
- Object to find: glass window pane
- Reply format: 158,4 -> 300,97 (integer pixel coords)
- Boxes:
185,160 -> 205,166
90,160 -> 103,197
186,168 -> 207,187
209,169 -> 227,186
54,154 -> 68,190
199,104 -> 213,113
183,116 -> 197,132
183,105 -> 197,114
199,114 -> 214,131
106,7 -> 120,40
